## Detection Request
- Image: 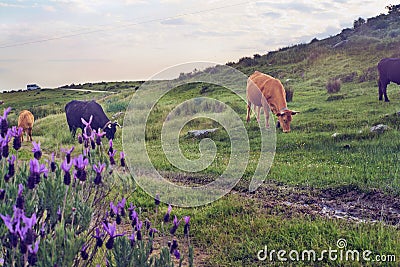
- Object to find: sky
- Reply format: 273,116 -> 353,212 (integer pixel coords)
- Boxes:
0,0 -> 395,90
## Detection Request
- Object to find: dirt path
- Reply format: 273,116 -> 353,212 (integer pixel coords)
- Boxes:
163,172 -> 400,226
242,183 -> 400,226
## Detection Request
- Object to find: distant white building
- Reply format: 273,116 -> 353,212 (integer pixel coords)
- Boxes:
27,84 -> 41,90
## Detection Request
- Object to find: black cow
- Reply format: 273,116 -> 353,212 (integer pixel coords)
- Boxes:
378,58 -> 400,102
65,100 -> 120,140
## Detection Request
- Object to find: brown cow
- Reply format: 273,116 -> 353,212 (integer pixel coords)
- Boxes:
18,110 -> 34,142
246,71 -> 298,132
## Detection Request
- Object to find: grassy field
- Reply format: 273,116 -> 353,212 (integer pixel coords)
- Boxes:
2,10 -> 400,267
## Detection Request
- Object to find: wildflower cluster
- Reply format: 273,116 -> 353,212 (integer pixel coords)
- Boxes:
162,203 -> 192,263
0,107 -> 194,267
0,185 -> 40,266
97,197 -> 193,267
0,107 -> 129,266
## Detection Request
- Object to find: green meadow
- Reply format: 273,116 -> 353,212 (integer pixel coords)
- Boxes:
2,9 -> 400,267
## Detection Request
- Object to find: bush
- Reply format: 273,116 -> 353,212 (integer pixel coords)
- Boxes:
326,79 -> 341,94
107,102 -> 128,113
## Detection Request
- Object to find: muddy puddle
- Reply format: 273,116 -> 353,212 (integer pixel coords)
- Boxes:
162,172 -> 400,226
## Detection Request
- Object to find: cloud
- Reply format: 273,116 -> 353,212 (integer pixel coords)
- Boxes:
124,0 -> 149,4
159,0 -> 183,3
42,5 -> 57,12
160,17 -> 188,25
47,58 -> 110,63
0,2 -> 28,8
261,11 -> 282,19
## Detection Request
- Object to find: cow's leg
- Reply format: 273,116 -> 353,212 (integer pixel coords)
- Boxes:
255,106 -> 261,123
383,81 -> 390,102
27,127 -> 32,142
378,79 -> 384,101
20,130 -> 24,143
261,98 -> 270,129
246,100 -> 251,123
71,127 -> 77,138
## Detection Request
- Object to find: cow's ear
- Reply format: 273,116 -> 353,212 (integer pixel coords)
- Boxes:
277,112 -> 284,117
114,121 -> 122,128
291,110 -> 300,115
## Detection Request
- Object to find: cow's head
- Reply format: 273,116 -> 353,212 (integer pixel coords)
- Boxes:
103,121 -> 121,140
277,110 -> 299,133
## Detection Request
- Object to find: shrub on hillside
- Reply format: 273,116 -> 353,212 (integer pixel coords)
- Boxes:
359,67 -> 378,83
326,79 -> 341,94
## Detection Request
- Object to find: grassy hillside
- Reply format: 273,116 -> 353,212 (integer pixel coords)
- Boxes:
2,7 -> 400,267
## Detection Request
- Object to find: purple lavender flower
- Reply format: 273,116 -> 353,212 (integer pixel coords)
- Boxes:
73,154 -> 89,182
108,139 -> 114,154
50,153 -> 56,172
2,131 -> 11,158
184,216 -> 190,236
163,204 -> 172,223
32,141 -> 42,160
8,155 -> 16,175
131,210 -> 138,227
0,214 -> 18,248
92,227 -> 105,248
155,194 -> 160,206
0,189 -> 5,201
61,158 -> 72,185
117,198 -> 126,217
27,240 -> 40,266
87,131 -> 96,150
0,107 -> 11,137
0,213 -> 15,233
1,210 -> 19,248
77,133 -> 83,144
61,146 -> 75,164
28,159 -> 48,189
20,240 -> 28,254
16,184 -> 24,209
4,154 -> 16,182
108,150 -> 116,166
144,218 -> 151,230
83,133 -> 90,149
19,213 -> 37,246
103,221 -> 125,249
136,221 -> 143,241
81,115 -> 93,136
11,126 -> 22,151
173,249 -> 181,260
109,201 -> 118,218
95,129 -> 106,146
128,203 -> 136,219
169,239 -> 179,254
93,162 -> 106,185
149,228 -> 158,238
103,211 -> 109,225
116,214 -> 122,225
80,243 -> 89,260
169,215 -> 180,235
120,151 -> 126,167
129,232 -> 135,247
